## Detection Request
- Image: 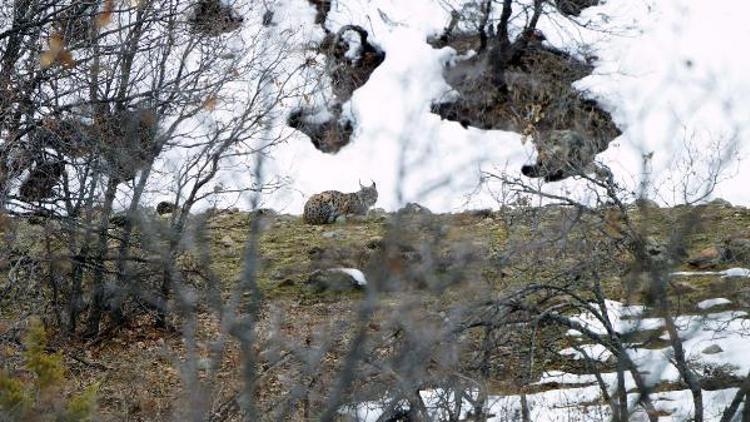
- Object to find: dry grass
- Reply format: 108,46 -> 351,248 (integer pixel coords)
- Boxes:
1,203 -> 750,419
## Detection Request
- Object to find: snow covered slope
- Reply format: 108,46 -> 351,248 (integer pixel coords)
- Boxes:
258,0 -> 529,213
197,0 -> 750,213
571,0 -> 750,205
345,295 -> 750,421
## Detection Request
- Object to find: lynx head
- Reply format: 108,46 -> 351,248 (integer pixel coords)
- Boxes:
357,180 -> 378,207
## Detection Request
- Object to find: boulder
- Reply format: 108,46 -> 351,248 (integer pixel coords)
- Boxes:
156,201 -> 176,216
686,235 -> 750,268
687,246 -> 724,269
250,208 -> 276,217
723,237 -> 750,264
634,197 -> 660,209
287,106 -> 354,154
521,130 -> 599,182
307,0 -> 332,25
642,236 -> 685,267
365,237 -> 385,250
709,198 -> 733,208
109,212 -> 130,228
219,235 -> 235,248
323,25 -> 386,103
645,236 -> 667,259
322,230 -> 344,239
555,0 -> 599,16
367,207 -> 388,221
196,357 -> 213,371
397,202 -> 432,216
188,0 -> 244,36
18,159 -> 65,202
467,208 -> 493,218
702,344 -> 724,355
307,268 -> 366,292
670,281 -> 698,295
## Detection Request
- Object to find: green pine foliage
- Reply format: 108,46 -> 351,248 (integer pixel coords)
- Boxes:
0,318 -> 98,420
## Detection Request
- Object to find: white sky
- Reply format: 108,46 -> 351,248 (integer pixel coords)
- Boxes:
136,0 -> 750,214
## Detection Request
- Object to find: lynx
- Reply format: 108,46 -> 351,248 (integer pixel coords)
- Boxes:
303,181 -> 377,224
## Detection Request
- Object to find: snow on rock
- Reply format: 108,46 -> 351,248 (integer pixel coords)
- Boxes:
330,267 -> 368,286
347,300 -> 750,421
559,343 -> 613,362
116,0 -> 750,214
536,370 -> 599,386
537,301 -> 750,417
697,298 -> 732,310
262,0 -> 750,214
566,299 -> 659,337
721,268 -> 750,278
346,384 -> 745,421
671,271 -> 722,277
671,268 -> 750,278
561,305 -> 750,416
568,0 -> 750,205
345,385 -> 610,422
131,0 -> 750,214
649,388 -> 742,421
262,0 -> 529,213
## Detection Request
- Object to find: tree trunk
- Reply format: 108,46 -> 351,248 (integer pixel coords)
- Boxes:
67,171 -> 101,334
112,166 -> 154,325
654,273 -> 704,422
84,177 -> 120,338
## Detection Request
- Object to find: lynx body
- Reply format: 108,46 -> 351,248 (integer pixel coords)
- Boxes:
303,182 -> 377,224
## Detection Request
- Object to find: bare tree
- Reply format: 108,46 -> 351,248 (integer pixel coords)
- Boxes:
2,2 -> 749,421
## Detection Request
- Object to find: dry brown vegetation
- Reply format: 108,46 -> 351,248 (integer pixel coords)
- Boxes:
2,202 -> 750,419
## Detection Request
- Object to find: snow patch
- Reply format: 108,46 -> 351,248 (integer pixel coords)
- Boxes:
697,298 -> 732,310
671,268 -> 750,278
559,343 -> 613,362
348,299 -> 750,420
330,267 -> 367,286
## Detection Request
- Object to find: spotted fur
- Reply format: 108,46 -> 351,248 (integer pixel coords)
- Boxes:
303,182 -> 377,224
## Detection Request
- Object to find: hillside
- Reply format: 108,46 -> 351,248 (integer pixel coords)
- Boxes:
3,202 -> 750,419
1,0 -> 749,419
